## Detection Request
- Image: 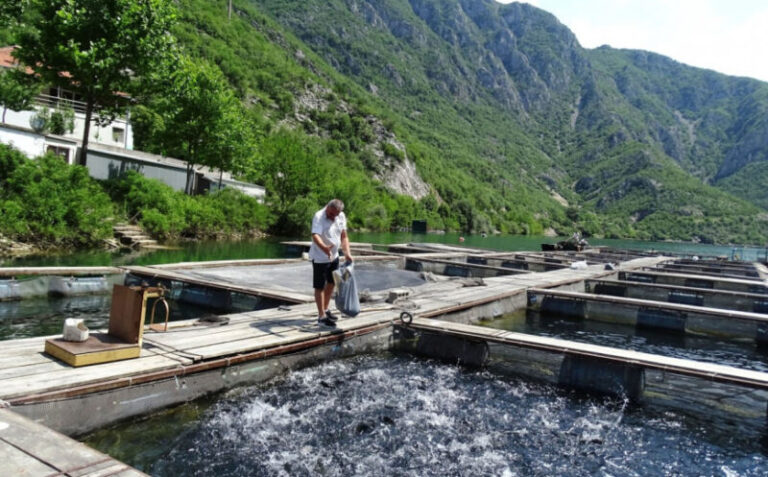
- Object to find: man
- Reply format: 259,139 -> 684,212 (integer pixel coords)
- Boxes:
310,199 -> 353,328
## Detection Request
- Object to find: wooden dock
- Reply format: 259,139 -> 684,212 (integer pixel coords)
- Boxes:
409,318 -> 768,390
0,407 -> 147,476
2,245 -> 768,473
0,256 -> 665,430
585,278 -> 768,312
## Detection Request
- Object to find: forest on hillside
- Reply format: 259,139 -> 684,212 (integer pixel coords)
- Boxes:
1,0 -> 767,251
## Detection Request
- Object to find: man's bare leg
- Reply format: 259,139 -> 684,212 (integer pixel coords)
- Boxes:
314,288 -> 325,318
322,282 -> 334,313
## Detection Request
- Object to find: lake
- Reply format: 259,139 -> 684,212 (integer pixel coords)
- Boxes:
2,232 -> 767,268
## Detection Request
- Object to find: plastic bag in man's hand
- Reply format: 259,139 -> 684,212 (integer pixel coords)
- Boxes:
333,261 -> 360,317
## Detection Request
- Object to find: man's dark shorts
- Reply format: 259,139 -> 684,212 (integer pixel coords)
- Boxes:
312,258 -> 339,289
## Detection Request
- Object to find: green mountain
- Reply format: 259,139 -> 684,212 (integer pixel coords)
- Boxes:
169,0 -> 768,243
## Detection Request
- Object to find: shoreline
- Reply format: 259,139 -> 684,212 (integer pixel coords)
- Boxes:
0,229 -> 270,261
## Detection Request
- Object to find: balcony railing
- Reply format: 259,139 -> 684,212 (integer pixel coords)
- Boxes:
34,93 -> 88,115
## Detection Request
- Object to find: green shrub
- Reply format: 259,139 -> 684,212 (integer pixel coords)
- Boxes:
49,107 -> 75,135
0,200 -> 26,235
140,208 -> 171,237
0,144 -> 113,245
382,142 -> 405,162
279,196 -> 321,235
104,170 -> 271,238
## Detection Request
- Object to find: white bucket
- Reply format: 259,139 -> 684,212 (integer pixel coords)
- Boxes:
62,318 -> 89,342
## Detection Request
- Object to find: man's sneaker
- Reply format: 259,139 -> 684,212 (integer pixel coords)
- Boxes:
325,310 -> 339,322
317,317 -> 337,328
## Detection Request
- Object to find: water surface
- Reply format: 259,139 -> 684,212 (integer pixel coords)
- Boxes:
83,353 -> 768,476
3,233 -> 767,268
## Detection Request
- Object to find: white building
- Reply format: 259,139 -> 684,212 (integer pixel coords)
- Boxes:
1,46 -> 133,163
0,46 -> 264,200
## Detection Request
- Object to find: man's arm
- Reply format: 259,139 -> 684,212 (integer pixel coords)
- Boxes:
312,233 -> 332,259
340,230 -> 353,262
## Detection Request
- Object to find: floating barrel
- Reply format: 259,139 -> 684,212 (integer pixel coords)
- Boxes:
48,276 -> 109,297
636,307 -> 686,332
558,355 -> 644,400
444,264 -> 470,277
684,278 -> 713,289
668,290 -> 704,306
621,272 -> 656,283
748,285 -> 768,295
540,296 -> 586,319
592,283 -> 627,297
756,324 -> 768,346
501,260 -> 528,270
0,279 -> 21,301
405,259 -> 423,272
412,332 -> 489,367
753,301 -> 768,314
124,273 -> 173,290
179,285 -> 232,310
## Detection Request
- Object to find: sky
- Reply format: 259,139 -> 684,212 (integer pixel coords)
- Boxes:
496,0 -> 768,82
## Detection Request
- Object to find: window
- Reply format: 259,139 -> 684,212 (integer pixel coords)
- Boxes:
112,127 -> 125,143
46,145 -> 70,163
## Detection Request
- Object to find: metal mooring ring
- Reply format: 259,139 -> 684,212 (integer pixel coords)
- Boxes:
400,311 -> 413,326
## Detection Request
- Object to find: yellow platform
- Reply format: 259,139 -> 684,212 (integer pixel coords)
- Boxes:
44,334 -> 141,367
44,285 -> 165,367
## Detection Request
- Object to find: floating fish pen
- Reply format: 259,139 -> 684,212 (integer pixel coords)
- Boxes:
0,267 -> 123,301
1,244 -> 767,474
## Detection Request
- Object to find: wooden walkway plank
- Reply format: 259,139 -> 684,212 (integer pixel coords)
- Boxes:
0,354 -> 189,400
182,314 -> 393,360
145,323 -> 300,351
0,409 -> 147,476
529,288 -> 768,323
411,318 -> 768,389
626,269 -> 768,287
0,351 -> 57,368
0,359 -> 71,381
0,441 -> 58,476
181,330 -> 319,359
593,278 -> 768,299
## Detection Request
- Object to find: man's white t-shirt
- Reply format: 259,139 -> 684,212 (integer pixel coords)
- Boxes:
309,207 -> 347,263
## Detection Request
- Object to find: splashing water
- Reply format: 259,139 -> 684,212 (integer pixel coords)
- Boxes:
85,354 -> 768,476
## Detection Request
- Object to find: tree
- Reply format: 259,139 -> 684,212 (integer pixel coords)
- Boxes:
253,129 -> 328,232
0,0 -> 23,27
135,55 -> 255,194
0,68 -> 40,123
13,0 -> 175,164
